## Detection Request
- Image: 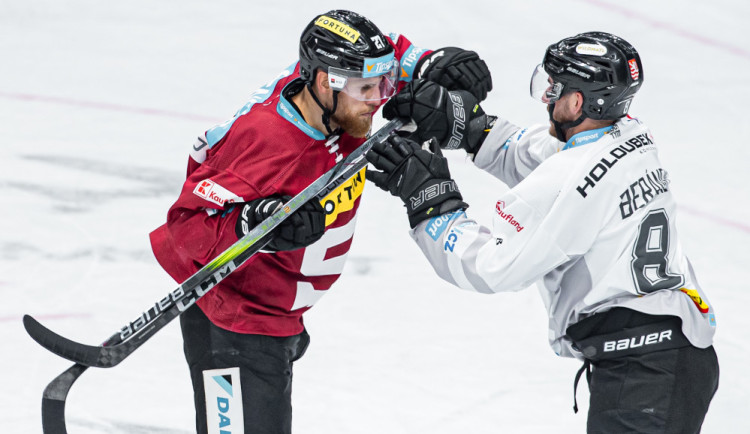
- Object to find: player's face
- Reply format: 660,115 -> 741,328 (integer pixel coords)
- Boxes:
547,92 -> 581,138
331,90 -> 380,138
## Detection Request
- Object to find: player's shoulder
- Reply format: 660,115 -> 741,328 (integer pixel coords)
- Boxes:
568,116 -> 655,161
230,107 -> 312,154
565,117 -> 660,199
600,116 -> 657,163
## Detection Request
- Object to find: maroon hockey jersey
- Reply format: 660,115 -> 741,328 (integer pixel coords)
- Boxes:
150,34 -> 427,336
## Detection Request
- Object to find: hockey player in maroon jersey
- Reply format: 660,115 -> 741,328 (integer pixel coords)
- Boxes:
149,10 -> 491,434
366,32 -> 718,433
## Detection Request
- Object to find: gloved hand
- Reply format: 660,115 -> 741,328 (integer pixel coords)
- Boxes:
416,47 -> 493,101
383,79 -> 495,154
235,196 -> 325,251
365,135 -> 467,228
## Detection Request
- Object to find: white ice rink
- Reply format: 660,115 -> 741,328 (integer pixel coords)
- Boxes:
2,0 -> 749,432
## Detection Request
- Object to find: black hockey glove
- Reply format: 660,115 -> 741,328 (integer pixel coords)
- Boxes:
365,135 -> 467,228
415,47 -> 493,101
234,196 -> 325,251
384,79 -> 496,154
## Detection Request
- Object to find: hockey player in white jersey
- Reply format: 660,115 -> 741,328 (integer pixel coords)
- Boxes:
366,32 -> 718,433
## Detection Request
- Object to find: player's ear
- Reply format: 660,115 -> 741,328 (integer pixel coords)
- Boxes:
315,70 -> 332,96
572,91 -> 585,116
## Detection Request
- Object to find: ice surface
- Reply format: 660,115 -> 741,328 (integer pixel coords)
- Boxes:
2,0 -> 749,432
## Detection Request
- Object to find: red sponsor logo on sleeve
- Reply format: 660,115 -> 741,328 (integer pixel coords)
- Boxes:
495,201 -> 525,232
192,179 -> 243,207
195,180 -> 214,198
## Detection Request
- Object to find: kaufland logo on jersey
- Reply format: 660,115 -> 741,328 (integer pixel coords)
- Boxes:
628,59 -> 640,80
495,201 -> 524,232
193,179 -> 243,207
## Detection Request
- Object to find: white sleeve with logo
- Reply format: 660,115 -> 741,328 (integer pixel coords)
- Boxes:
472,119 -> 562,187
409,148 -> 589,294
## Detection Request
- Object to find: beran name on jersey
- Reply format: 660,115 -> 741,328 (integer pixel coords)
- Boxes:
576,133 -> 655,198
618,168 -> 670,219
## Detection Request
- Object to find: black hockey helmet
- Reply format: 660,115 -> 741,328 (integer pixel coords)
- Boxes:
298,10 -> 398,135
530,31 -> 643,120
299,10 -> 395,83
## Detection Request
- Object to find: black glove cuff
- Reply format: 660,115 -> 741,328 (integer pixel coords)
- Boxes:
466,114 -> 497,155
406,179 -> 466,228
234,201 -> 262,239
234,196 -> 285,239
408,199 -> 468,229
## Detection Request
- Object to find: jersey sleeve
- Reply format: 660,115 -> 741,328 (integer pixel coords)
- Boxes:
410,203 -> 567,294
162,157 -> 262,266
387,33 -> 431,88
473,119 -> 562,188
409,149 -> 603,294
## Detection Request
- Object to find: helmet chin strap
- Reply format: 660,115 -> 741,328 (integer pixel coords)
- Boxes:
306,79 -> 339,136
548,103 -> 585,142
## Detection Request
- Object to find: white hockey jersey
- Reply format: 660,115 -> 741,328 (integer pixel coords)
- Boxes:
410,116 -> 716,358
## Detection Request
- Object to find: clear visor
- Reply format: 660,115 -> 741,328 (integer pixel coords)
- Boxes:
530,64 -> 564,104
328,60 -> 399,102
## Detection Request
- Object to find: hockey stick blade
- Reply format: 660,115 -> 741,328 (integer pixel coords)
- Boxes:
24,314 -> 132,368
24,117 -> 407,369
25,315 -> 102,366
41,363 -> 88,434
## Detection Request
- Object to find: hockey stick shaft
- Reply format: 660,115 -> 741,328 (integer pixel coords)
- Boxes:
24,117 -> 405,368
41,364 -> 87,434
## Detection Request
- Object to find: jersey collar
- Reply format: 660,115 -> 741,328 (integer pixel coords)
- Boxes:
563,126 -> 614,150
278,79 -> 326,141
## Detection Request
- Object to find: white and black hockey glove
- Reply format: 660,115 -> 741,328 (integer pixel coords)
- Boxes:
365,135 -> 467,228
234,196 -> 325,251
384,79 -> 496,155
416,46 -> 493,101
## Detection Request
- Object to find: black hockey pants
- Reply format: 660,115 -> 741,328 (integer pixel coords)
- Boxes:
567,308 -> 719,434
180,305 -> 310,434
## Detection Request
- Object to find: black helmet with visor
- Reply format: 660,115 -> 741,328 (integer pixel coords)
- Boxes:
299,10 -> 398,133
530,31 -> 643,122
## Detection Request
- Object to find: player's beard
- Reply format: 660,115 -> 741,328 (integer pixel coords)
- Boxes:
332,106 -> 373,138
547,104 -> 561,140
547,102 -> 578,141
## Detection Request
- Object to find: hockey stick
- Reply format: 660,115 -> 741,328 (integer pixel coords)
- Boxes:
41,364 -> 86,434
26,117 -> 405,434
24,116 -> 404,367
